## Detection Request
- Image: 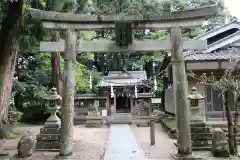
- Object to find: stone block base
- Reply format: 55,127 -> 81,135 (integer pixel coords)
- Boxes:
40,128 -> 60,134
36,126 -> 60,151
35,141 -> 60,151
190,122 -> 212,151
171,154 -> 203,160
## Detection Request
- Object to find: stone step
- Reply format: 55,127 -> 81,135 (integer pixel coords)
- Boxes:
190,127 -> 211,133
40,128 -> 60,134
108,119 -> 132,124
108,118 -> 132,121
191,133 -> 212,140
192,146 -> 211,151
174,141 -> 211,151
35,141 -> 60,151
112,113 -> 131,115
190,123 -> 206,128
108,113 -> 133,124
36,134 -> 60,141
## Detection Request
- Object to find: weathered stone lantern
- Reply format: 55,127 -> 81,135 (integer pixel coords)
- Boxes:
187,87 -> 211,151
44,87 -> 62,127
36,87 -> 62,151
188,86 -> 204,123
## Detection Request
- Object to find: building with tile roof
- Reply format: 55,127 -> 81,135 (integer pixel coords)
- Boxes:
159,20 -> 240,120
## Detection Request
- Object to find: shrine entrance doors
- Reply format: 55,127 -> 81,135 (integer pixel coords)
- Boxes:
116,95 -> 130,113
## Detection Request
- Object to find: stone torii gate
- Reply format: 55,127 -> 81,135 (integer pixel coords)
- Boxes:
29,4 -> 218,158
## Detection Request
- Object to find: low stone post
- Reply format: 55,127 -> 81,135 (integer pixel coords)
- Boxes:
212,128 -> 229,157
36,87 -> 62,151
150,117 -> 155,145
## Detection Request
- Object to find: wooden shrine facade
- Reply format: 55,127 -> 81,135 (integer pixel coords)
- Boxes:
98,71 -> 154,116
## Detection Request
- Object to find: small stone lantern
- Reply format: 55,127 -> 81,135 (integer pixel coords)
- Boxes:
36,87 -> 62,151
44,87 -> 62,128
188,86 -> 204,122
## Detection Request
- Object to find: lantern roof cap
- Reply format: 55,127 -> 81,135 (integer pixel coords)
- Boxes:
44,87 -> 62,100
188,86 -> 204,100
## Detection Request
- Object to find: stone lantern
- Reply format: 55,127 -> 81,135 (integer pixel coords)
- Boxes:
44,87 -> 62,127
188,86 -> 204,123
187,87 -> 211,150
36,87 -> 62,151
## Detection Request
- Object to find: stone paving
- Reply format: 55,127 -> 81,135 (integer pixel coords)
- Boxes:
103,124 -> 147,160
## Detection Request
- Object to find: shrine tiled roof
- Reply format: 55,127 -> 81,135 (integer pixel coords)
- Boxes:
75,94 -> 107,99
185,48 -> 240,61
98,71 -> 147,87
184,21 -> 240,61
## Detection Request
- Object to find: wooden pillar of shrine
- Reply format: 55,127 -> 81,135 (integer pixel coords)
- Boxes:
103,91 -> 110,115
113,91 -> 116,114
130,96 -> 133,115
149,99 -> 152,116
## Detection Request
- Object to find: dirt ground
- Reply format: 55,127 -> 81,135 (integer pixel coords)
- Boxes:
0,125 -> 109,160
131,123 -> 240,160
131,123 -> 176,159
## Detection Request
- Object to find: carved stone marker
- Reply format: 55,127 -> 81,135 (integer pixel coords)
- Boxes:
36,87 -> 62,151
212,128 -> 229,158
17,135 -> 35,157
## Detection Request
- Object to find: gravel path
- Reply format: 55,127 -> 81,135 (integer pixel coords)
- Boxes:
131,123 -> 177,160
0,125 -> 109,160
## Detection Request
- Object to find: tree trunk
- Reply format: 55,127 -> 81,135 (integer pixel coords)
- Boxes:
233,110 -> 238,155
51,31 -> 62,95
144,60 -> 153,79
0,0 -> 23,123
223,91 -> 235,155
0,52 -> 18,123
233,95 -> 239,155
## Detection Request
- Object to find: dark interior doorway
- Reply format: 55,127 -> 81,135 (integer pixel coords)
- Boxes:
116,95 -> 130,113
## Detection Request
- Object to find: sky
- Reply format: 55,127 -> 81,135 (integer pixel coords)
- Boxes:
224,0 -> 240,19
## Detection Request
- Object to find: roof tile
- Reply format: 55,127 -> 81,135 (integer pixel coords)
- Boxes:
185,48 -> 240,61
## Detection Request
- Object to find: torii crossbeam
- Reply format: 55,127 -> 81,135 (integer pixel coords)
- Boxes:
40,39 -> 207,53
29,5 -> 218,30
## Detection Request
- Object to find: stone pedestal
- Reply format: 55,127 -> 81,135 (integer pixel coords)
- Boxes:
171,154 -> 203,160
36,108 -> 61,151
189,103 -> 211,150
35,88 -> 61,151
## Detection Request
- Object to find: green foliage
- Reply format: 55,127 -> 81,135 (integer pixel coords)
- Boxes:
8,96 -> 22,124
0,127 -> 19,139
